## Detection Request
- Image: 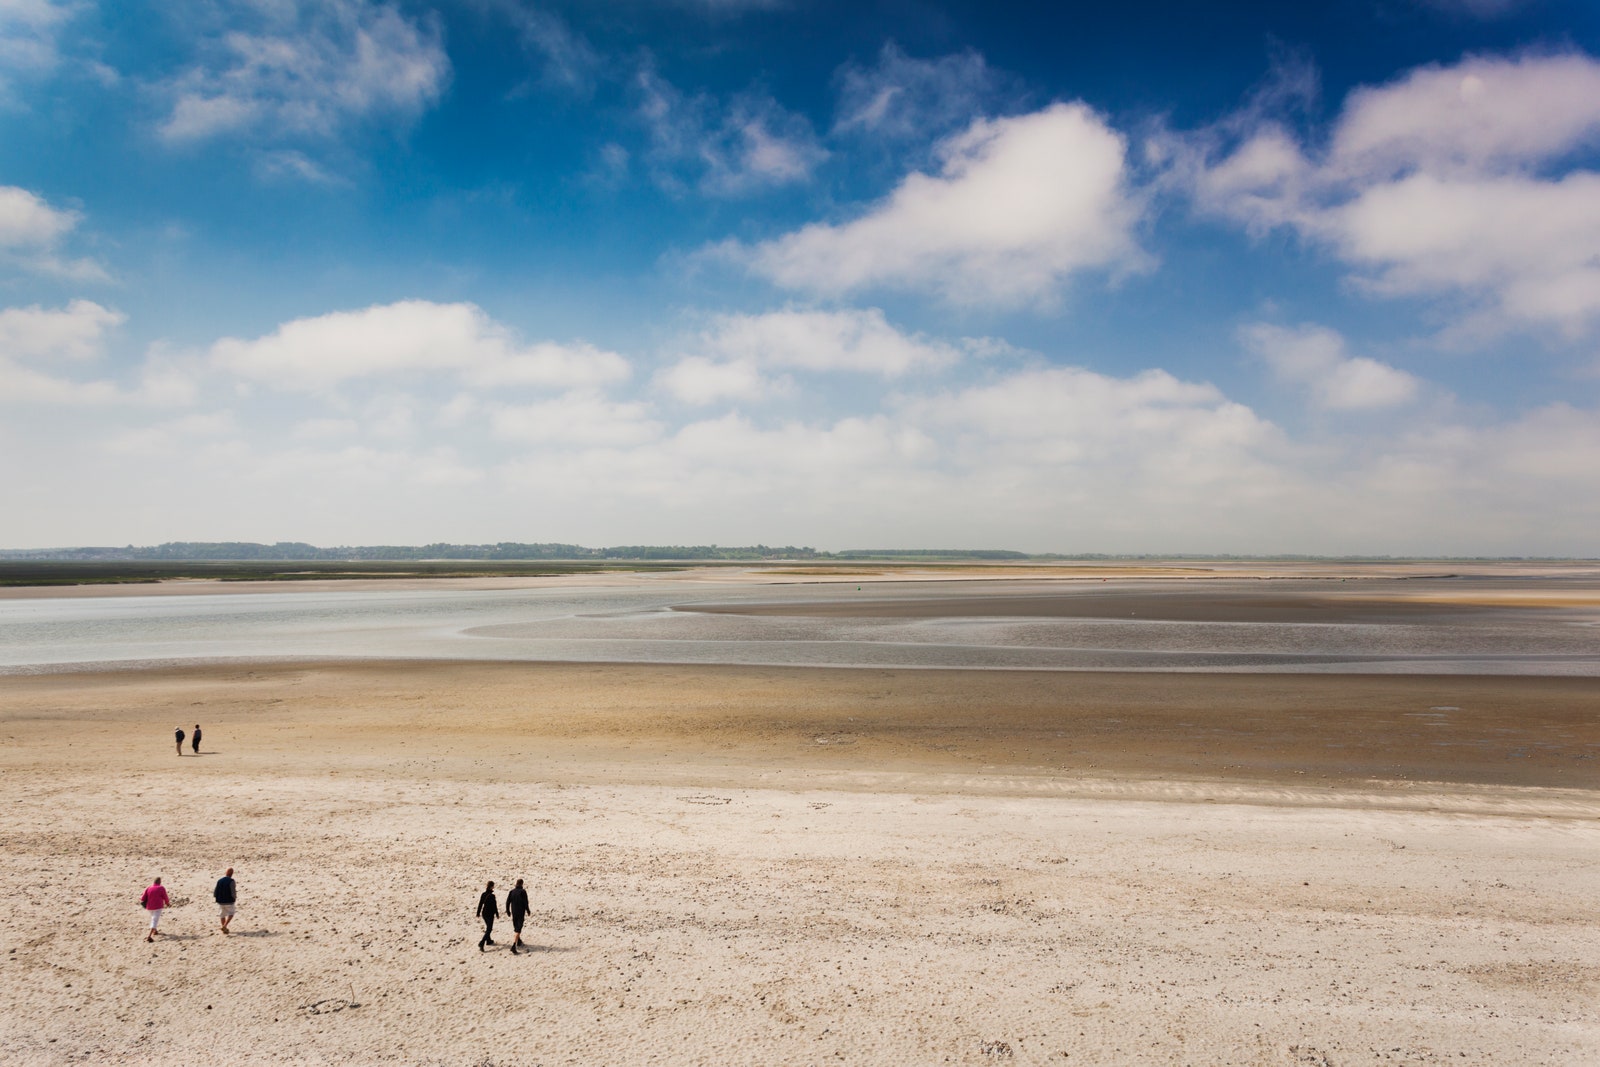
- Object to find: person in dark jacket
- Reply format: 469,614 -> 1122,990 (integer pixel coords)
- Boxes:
475,881 -> 499,951
505,878 -> 530,954
192,725 -> 202,754
175,727 -> 185,755
214,867 -> 237,933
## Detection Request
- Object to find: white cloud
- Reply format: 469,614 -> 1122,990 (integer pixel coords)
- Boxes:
492,2 -> 600,95
697,307 -> 961,375
655,355 -> 771,405
291,417 -> 360,441
12,307 -> 1600,553
1330,53 -> 1600,177
157,0 -> 449,144
833,43 -> 1005,141
0,299 -> 197,407
0,299 -> 123,361
0,185 -> 104,279
634,65 -> 827,195
1242,323 -> 1422,410
657,307 -> 964,405
0,0 -> 74,92
1331,172 -> 1600,335
210,300 -> 631,392
490,391 -> 662,447
741,102 -> 1147,306
108,411 -> 237,457
1412,0 -> 1529,19
903,365 -> 1275,473
1177,51 -> 1600,336
255,149 -> 345,185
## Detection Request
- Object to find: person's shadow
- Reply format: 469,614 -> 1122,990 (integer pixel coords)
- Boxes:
231,929 -> 281,938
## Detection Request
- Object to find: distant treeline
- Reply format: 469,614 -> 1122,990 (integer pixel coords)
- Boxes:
0,541 -> 833,562
0,542 -> 1579,564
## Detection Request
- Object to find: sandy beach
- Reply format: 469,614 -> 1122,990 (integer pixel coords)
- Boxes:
3,649 -> 1598,1065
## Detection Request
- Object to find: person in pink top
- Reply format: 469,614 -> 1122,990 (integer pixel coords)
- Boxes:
141,877 -> 169,942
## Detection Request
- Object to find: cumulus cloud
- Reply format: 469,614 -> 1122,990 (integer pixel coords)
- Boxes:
1330,53 -> 1600,177
210,300 -> 631,392
490,391 -> 661,447
655,355 -> 773,405
156,0 -> 449,144
903,365 -> 1276,479
0,299 -> 123,361
740,102 -> 1147,306
634,64 -> 827,195
1175,51 -> 1600,337
699,307 -> 961,375
0,299 -> 196,406
833,43 -> 1007,141
0,185 -> 104,279
1241,323 -> 1422,409
657,307 -> 967,405
13,300 -> 1600,553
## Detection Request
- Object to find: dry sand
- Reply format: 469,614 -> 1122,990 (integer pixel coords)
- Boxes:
3,661 -> 1598,1065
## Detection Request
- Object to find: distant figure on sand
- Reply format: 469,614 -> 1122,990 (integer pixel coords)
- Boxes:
141,877 -> 169,942
506,878 -> 530,954
192,725 -> 202,754
175,727 -> 185,755
476,880 -> 499,951
214,867 -> 236,933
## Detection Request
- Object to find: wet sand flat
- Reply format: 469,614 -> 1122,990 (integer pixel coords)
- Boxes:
5,661 -> 1598,793
3,661 -> 1599,1063
680,582 -> 1600,624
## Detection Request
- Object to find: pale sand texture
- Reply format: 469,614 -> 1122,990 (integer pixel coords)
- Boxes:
3,663 -> 1598,1065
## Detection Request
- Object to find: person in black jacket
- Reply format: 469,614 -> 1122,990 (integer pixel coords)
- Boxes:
475,881 -> 499,951
505,878 -> 530,954
214,867 -> 236,934
192,725 -> 202,754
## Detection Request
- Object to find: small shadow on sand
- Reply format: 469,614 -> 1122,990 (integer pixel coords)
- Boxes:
148,932 -> 203,942
231,930 -> 281,938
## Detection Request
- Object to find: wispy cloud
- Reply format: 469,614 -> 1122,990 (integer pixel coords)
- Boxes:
634,62 -> 827,195
833,43 -> 1009,142
0,0 -> 76,96
155,0 -> 449,144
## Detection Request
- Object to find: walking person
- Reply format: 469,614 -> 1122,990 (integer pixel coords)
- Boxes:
475,880 -> 499,951
191,725 -> 202,754
214,867 -> 237,934
141,877 -> 169,942
506,878 -> 530,954
174,727 -> 185,755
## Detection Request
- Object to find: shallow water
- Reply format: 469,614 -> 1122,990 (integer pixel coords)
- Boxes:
1,578 -> 1596,675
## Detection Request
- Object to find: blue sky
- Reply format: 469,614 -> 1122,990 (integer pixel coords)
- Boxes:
3,0 -> 1599,554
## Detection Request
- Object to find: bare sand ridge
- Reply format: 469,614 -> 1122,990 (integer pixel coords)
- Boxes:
3,655 -> 1599,1065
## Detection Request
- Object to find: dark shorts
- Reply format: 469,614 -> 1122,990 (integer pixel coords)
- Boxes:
511,914 -> 526,933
